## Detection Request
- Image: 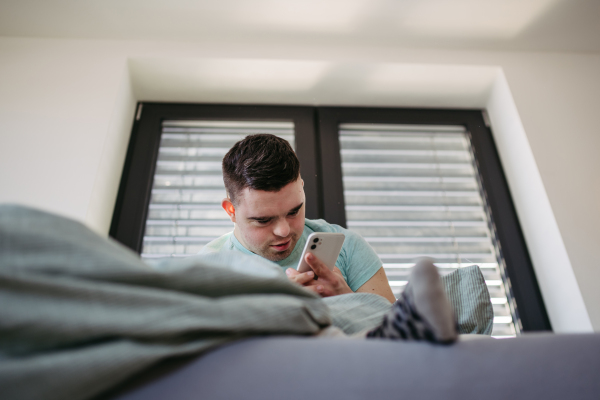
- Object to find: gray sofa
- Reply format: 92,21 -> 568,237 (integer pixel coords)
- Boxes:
106,333 -> 600,400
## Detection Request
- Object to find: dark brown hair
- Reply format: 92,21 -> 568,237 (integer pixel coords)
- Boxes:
222,134 -> 300,203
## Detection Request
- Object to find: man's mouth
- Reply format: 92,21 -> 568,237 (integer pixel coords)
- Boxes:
271,239 -> 292,252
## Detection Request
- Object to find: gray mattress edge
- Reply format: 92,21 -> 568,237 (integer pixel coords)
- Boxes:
106,332 -> 600,400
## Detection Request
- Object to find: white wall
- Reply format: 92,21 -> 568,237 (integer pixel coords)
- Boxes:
0,39 -> 136,233
498,55 -> 600,334
0,37 -> 598,332
485,73 -> 595,334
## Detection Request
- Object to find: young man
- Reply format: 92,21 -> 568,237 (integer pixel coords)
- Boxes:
200,133 -> 396,303
201,134 -> 457,343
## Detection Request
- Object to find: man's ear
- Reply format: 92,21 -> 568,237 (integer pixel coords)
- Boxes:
222,198 -> 236,222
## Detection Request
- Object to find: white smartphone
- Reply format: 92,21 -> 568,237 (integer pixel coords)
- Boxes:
297,232 -> 345,274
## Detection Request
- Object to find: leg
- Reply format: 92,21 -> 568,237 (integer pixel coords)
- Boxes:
367,258 -> 458,344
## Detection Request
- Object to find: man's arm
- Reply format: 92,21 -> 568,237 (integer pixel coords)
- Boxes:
355,267 -> 396,303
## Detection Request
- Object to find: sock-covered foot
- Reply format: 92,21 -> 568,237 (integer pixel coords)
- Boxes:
367,258 -> 457,344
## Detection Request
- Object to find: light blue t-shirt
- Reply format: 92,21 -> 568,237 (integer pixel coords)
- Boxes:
199,219 -> 382,292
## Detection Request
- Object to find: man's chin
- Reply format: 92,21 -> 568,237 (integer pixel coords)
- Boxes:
261,239 -> 296,262
263,248 -> 294,262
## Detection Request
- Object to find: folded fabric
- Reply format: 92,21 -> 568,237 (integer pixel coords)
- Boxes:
441,265 -> 494,335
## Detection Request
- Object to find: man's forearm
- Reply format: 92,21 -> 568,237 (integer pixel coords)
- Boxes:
355,267 -> 396,303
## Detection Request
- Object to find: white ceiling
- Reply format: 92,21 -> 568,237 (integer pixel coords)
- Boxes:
1,0 -> 599,53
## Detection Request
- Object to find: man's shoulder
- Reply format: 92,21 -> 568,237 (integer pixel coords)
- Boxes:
199,232 -> 234,254
304,218 -> 370,252
305,219 -> 364,242
304,218 -> 346,234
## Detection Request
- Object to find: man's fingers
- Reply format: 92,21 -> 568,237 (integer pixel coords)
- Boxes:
305,253 -> 333,277
285,268 -> 300,277
287,270 -> 316,285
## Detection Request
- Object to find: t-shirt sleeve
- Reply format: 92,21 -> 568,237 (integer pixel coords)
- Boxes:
335,228 -> 383,292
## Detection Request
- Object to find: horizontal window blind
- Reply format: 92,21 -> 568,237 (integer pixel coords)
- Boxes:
141,120 -> 295,258
339,123 -> 519,338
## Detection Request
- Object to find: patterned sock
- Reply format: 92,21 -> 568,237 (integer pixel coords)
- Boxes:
367,258 -> 458,344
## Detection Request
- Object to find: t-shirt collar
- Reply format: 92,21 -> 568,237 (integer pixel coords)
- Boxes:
228,232 -> 255,256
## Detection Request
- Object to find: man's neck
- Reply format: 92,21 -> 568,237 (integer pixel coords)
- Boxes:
232,226 -> 248,250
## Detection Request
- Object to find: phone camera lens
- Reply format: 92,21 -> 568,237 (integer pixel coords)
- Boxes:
313,238 -> 319,243
311,245 -> 317,250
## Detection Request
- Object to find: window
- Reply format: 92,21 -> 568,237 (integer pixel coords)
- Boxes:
111,103 -> 551,334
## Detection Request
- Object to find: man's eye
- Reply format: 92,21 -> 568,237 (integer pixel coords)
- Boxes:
288,210 -> 299,216
255,219 -> 271,225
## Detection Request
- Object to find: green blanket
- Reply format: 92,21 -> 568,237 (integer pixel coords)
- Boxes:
0,205 -> 492,400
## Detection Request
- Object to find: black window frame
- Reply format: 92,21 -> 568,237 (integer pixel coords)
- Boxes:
110,102 -> 551,332
317,107 -> 551,332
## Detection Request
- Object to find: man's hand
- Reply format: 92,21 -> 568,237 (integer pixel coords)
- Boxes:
286,253 -> 353,297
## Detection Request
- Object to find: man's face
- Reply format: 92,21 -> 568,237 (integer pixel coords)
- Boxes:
224,178 -> 306,261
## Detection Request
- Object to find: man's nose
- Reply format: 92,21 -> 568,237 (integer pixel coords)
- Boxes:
273,218 -> 290,238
